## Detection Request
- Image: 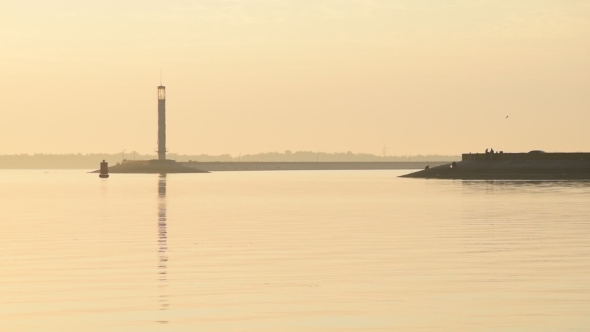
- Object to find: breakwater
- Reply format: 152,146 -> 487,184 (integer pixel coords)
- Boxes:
403,152 -> 590,180
181,161 -> 447,172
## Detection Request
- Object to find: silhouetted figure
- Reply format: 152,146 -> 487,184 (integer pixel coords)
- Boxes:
425,165 -> 430,170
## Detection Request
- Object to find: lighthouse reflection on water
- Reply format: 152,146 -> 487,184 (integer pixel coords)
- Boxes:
157,174 -> 169,318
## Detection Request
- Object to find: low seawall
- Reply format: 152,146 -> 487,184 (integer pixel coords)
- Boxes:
181,162 -> 448,172
463,152 -> 590,162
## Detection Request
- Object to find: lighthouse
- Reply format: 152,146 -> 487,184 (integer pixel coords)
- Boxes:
157,85 -> 166,161
93,82 -> 207,174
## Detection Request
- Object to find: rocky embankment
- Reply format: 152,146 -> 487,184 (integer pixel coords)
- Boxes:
401,160 -> 590,180
91,160 -> 208,174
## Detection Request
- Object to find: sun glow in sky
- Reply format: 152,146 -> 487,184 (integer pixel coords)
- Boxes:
1,0 -> 589,155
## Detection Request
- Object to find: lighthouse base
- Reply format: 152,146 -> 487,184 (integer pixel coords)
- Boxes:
91,159 -> 208,174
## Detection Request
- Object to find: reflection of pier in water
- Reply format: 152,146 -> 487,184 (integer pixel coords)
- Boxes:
157,175 -> 169,314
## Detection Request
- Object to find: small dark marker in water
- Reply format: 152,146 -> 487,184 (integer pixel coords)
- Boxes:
99,160 -> 109,178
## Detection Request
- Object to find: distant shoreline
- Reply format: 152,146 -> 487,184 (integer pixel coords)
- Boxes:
0,161 -> 452,171
0,152 -> 459,169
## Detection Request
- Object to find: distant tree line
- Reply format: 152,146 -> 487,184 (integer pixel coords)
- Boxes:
0,151 -> 458,169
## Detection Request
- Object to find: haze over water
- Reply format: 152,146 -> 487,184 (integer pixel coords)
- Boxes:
2,170 -> 590,331
2,1 -> 589,156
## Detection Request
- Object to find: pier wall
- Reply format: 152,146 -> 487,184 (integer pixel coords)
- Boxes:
462,153 -> 590,162
181,161 -> 448,172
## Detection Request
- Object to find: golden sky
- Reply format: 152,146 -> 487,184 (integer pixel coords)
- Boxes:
1,0 -> 588,155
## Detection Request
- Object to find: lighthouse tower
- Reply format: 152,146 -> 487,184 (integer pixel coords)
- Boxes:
94,82 -> 207,174
157,85 -> 166,161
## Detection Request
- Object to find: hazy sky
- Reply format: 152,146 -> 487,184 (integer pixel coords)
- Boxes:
1,0 -> 589,155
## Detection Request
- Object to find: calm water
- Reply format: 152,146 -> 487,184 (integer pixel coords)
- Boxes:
2,170 -> 590,331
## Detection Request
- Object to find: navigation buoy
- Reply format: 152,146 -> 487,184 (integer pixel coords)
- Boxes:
99,160 -> 109,178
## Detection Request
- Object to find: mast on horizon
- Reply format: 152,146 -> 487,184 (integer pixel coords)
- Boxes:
157,85 -> 166,161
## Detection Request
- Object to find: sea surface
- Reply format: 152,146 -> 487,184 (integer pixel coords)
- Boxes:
1,170 -> 590,331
